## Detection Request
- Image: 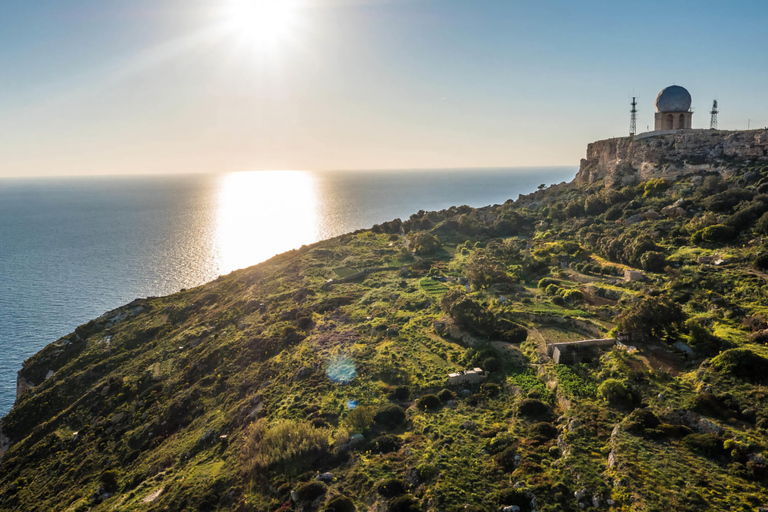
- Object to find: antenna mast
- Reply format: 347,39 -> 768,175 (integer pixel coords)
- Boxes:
630,96 -> 637,137
710,100 -> 718,130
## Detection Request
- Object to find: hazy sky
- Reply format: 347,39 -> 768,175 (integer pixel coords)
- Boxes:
1,0 -> 766,177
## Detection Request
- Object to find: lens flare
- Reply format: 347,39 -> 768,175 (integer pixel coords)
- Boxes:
325,355 -> 356,384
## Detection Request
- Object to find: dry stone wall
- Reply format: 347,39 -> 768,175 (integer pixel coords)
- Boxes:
575,129 -> 768,187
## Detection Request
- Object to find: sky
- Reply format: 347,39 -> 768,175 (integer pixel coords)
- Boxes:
0,0 -> 766,177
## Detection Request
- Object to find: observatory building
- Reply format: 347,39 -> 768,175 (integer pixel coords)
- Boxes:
654,85 -> 693,131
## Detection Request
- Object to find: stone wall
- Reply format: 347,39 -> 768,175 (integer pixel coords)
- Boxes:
575,129 -> 768,187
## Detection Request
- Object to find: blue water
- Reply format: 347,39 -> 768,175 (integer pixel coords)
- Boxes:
0,167 -> 575,416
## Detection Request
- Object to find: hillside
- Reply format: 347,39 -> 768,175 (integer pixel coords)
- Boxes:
3,131 -> 768,511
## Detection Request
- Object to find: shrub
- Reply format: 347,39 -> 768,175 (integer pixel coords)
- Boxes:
241,419 -> 330,472
755,251 -> 768,270
624,409 -> 661,435
496,488 -> 530,509
495,446 -> 517,470
345,406 -> 375,433
437,388 -> 455,403
388,496 -> 419,512
373,435 -> 402,454
563,289 -> 584,303
482,357 -> 500,372
683,434 -> 728,459
295,481 -> 327,502
640,251 -> 667,272
642,178 -> 669,198
692,224 -> 735,245
598,379 -> 631,405
387,386 -> 411,401
544,284 -> 561,296
376,479 -> 405,498
416,463 -> 439,482
482,383 -> 501,397
416,394 -> 442,411
99,470 -> 118,493
374,404 -> 406,429
756,212 -> 768,234
324,496 -> 355,512
537,278 -> 557,289
411,232 -> 441,256
517,398 -> 551,419
685,318 -> 727,356
711,349 -> 768,383
465,251 -> 513,290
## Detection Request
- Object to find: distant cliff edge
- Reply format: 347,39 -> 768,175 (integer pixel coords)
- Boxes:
576,129 -> 768,187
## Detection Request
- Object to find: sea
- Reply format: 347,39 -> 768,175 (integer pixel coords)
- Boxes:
0,167 -> 575,416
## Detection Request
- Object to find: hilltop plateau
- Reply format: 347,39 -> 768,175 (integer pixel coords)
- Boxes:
2,131 -> 768,511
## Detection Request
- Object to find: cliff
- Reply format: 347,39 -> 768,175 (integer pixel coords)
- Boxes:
576,129 -> 768,187
2,138 -> 768,511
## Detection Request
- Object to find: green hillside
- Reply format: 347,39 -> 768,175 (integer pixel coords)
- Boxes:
2,161 -> 768,511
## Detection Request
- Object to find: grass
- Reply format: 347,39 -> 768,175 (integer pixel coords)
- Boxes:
419,278 -> 450,297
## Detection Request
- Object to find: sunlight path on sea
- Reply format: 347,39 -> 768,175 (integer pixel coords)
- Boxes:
214,171 -> 319,274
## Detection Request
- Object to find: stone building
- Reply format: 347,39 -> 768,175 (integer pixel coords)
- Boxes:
653,85 -> 693,131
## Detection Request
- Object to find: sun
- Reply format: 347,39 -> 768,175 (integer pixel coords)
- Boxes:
223,0 -> 302,52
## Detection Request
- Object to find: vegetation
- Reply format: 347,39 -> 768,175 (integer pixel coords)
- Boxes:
3,150 -> 768,511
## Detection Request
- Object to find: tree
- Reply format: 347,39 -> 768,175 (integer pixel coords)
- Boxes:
616,296 -> 685,338
410,232 -> 441,256
464,251 -> 513,290
640,251 -> 667,272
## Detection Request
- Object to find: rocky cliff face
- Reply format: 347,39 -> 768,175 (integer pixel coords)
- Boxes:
575,129 -> 768,187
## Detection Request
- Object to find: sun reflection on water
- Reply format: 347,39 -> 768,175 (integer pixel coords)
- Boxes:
215,171 -> 318,274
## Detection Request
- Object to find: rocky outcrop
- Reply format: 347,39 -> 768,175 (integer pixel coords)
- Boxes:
0,420 -> 10,459
575,129 -> 768,187
15,375 -> 35,400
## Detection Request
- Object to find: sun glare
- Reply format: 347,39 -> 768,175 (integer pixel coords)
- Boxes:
215,171 -> 318,274
224,0 -> 302,52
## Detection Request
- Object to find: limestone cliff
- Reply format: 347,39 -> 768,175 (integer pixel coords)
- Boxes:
575,129 -> 768,187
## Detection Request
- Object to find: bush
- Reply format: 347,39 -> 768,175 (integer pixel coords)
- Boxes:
482,383 -> 501,397
756,212 -> 768,234
563,289 -> 583,303
411,232 -> 441,256
544,284 -> 561,296
496,488 -> 531,509
345,406 -> 375,433
416,463 -> 439,481
640,251 -> 667,272
598,379 -> 631,405
495,446 -> 517,470
295,481 -> 327,502
537,278 -> 557,289
517,398 -> 551,419
387,386 -> 411,401
683,434 -> 728,459
755,251 -> 768,270
376,479 -> 405,498
324,496 -> 356,512
482,357 -> 500,372
416,394 -> 442,411
241,419 -> 330,472
99,471 -> 118,493
373,435 -> 402,454
642,178 -> 669,198
692,224 -> 735,244
465,251 -> 514,290
437,388 -> 455,403
388,496 -> 419,512
374,404 -> 406,429
711,349 -> 768,383
624,409 -> 661,436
